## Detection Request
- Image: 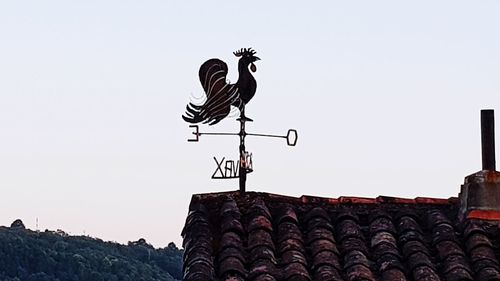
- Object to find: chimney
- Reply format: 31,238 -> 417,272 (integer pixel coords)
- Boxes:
459,109 -> 500,220
481,109 -> 496,170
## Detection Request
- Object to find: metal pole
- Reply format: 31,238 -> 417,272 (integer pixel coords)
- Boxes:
239,114 -> 247,194
481,109 -> 496,171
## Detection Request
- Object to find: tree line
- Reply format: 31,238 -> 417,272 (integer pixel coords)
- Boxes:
0,220 -> 183,281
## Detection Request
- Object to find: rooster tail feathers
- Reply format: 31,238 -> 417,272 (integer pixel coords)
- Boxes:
185,103 -> 199,116
199,59 -> 228,95
182,58 -> 234,126
182,114 -> 196,123
182,102 -> 203,123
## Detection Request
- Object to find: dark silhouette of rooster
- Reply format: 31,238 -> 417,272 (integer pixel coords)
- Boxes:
182,48 -> 260,125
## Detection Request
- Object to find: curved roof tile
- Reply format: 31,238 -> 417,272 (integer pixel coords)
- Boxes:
182,191 -> 500,281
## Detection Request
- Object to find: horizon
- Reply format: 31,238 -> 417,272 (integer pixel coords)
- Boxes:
1,1 -> 499,248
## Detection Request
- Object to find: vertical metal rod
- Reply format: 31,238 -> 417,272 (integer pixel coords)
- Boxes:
481,109 -> 496,171
239,110 -> 247,194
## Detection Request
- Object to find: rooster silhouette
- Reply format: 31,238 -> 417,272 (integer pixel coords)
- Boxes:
182,48 -> 260,125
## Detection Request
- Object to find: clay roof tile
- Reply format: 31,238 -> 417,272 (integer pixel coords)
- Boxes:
181,191 -> 499,281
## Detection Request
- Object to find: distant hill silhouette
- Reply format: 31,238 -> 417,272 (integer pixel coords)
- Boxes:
0,220 -> 183,281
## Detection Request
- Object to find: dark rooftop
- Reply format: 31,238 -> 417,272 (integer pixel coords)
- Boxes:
181,191 -> 500,281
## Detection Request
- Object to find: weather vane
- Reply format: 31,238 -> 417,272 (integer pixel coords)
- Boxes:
182,48 -> 297,193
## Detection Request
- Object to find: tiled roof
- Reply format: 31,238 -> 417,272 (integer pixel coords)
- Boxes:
181,191 -> 500,281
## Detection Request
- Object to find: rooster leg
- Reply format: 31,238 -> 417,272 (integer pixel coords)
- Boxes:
238,105 -> 253,122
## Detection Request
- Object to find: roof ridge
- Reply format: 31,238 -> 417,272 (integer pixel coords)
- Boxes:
191,191 -> 458,206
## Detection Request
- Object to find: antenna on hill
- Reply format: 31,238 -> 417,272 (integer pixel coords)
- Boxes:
183,48 -> 298,193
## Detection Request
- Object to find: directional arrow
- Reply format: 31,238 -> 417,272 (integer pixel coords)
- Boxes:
188,125 -> 298,146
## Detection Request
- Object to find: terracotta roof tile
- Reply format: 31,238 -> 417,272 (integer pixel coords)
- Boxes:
181,191 -> 500,281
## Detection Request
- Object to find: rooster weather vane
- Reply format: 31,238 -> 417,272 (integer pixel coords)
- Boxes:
183,48 -> 298,193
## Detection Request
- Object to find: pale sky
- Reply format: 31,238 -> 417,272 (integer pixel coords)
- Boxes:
0,1 -> 499,247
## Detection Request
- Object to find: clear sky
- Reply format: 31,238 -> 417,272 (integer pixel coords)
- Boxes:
0,1 -> 499,247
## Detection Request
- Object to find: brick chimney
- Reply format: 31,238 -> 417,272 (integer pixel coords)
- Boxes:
459,109 -> 500,220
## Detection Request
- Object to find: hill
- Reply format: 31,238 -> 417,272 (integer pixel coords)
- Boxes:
0,220 -> 183,281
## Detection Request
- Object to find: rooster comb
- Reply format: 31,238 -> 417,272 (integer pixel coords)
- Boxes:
233,48 -> 257,57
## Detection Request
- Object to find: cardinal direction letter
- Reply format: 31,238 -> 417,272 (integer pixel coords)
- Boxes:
187,125 -> 199,142
212,157 -> 225,179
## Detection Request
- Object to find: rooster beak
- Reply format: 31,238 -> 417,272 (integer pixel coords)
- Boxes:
254,57 -> 261,61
